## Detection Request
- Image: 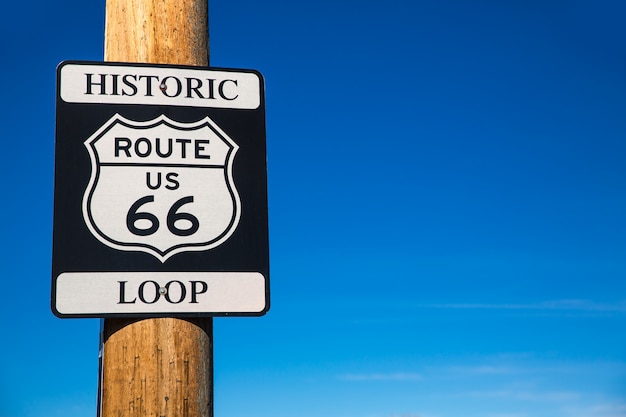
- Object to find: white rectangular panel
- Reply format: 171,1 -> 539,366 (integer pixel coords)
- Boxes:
55,272 -> 267,315
59,63 -> 261,109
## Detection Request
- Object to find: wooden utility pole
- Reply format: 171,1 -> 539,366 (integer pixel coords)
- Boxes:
104,0 -> 209,66
100,1 -> 213,416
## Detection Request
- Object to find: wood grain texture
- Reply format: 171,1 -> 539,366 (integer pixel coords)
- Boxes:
105,0 -> 208,65
101,318 -> 212,417
101,1 -> 212,416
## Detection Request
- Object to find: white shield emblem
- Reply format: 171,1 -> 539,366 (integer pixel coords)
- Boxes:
82,114 -> 241,262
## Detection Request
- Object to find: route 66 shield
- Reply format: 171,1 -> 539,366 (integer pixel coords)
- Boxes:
82,113 -> 241,262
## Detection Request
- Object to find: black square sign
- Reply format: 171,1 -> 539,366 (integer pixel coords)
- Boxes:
52,61 -> 269,318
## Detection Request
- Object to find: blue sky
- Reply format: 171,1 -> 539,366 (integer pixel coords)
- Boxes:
1,0 -> 626,416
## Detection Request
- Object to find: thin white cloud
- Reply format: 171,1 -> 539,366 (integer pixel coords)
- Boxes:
460,389 -> 581,402
432,355 -> 626,377
420,299 -> 626,313
338,359 -> 626,385
386,414 -> 424,417
487,413 -> 529,417
564,402 -> 626,417
338,372 -> 423,382
444,365 -> 523,375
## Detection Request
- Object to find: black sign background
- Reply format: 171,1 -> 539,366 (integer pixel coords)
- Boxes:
52,61 -> 269,318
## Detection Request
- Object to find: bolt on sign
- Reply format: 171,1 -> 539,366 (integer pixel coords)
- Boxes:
52,61 -> 269,317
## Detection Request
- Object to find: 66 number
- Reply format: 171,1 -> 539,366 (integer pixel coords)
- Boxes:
127,195 -> 199,237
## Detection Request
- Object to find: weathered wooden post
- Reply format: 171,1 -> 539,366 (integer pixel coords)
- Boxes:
53,2 -> 269,416
101,1 -> 212,416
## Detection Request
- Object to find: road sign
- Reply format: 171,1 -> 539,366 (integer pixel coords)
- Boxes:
52,61 -> 269,317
